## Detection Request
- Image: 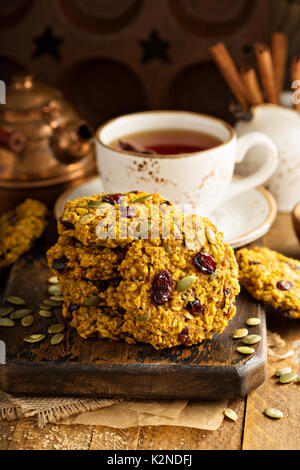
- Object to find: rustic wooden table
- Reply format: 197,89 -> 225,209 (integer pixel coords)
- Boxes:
1,213 -> 299,450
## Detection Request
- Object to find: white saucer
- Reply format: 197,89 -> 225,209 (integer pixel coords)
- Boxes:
54,176 -> 277,249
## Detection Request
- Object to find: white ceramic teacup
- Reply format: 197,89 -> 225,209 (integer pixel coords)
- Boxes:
96,111 -> 278,215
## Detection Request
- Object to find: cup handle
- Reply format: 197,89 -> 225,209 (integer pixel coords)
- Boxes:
224,132 -> 278,202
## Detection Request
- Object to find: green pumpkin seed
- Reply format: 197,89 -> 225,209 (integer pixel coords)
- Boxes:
237,346 -> 255,355
48,285 -> 61,296
184,312 -> 194,320
135,313 -> 150,322
0,307 -> 14,317
184,237 -> 198,251
264,408 -> 283,419
79,214 -> 94,225
87,200 -> 107,208
276,367 -> 292,377
206,227 -> 216,244
224,408 -> 237,421
176,275 -> 197,292
48,276 -> 59,284
24,334 -> 46,344
43,298 -> 62,307
164,245 -> 172,254
21,315 -> 35,327
233,328 -> 248,339
39,309 -> 53,318
50,333 -> 64,345
6,296 -> 26,305
0,317 -> 15,327
84,295 -> 101,307
133,195 -> 153,204
48,323 -> 65,334
10,309 -> 32,320
40,303 -> 52,310
243,334 -> 261,345
279,372 -> 298,384
50,296 -> 64,302
246,317 -> 261,326
209,270 -> 219,280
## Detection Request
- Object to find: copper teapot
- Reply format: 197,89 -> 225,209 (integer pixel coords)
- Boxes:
0,74 -> 95,208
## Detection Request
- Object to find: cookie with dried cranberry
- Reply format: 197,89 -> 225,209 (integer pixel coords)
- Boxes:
47,233 -> 124,281
236,246 -> 300,319
58,191 -> 182,248
49,191 -> 240,348
0,199 -> 47,271
106,220 -> 239,349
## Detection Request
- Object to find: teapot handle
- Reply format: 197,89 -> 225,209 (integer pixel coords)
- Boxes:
0,126 -> 26,153
224,132 -> 278,202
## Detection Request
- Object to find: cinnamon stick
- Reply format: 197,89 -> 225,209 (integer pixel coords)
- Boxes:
210,42 -> 249,111
291,55 -> 300,110
271,32 -> 288,94
254,42 -> 279,104
240,66 -> 264,106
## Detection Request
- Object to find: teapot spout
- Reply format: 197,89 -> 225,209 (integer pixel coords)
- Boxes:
50,120 -> 94,164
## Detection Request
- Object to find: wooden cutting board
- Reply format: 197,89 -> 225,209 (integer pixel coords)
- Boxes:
0,223 -> 267,400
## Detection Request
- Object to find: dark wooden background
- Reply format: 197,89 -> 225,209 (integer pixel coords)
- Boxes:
2,0 -> 297,127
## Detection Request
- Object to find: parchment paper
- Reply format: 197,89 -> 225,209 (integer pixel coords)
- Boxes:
61,399 -> 228,430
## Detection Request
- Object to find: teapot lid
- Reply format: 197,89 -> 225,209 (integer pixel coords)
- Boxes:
4,74 -> 62,111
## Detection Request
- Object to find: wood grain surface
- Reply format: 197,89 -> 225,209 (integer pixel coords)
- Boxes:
0,213 -> 299,450
0,219 -> 266,400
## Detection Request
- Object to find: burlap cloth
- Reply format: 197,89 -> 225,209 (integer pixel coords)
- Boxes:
0,331 -> 294,429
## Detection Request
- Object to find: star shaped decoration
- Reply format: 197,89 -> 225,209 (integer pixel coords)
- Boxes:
139,29 -> 171,64
32,26 -> 63,61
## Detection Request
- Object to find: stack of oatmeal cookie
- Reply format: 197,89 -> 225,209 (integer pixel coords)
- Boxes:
47,191 -> 240,349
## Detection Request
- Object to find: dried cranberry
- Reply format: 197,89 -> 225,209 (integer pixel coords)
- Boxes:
179,325 -> 190,345
186,298 -> 204,316
68,302 -> 80,313
193,251 -> 216,275
276,280 -> 295,291
227,304 -> 233,315
59,218 -> 74,230
119,140 -> 137,152
102,193 -> 122,205
151,270 -> 173,305
249,261 -> 261,266
220,287 -> 232,309
52,256 -> 68,274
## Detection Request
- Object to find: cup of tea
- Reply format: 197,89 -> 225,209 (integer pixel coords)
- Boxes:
96,111 -> 278,215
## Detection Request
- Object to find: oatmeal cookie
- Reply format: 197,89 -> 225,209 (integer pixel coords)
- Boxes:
63,304 -> 124,341
47,233 -> 124,281
58,191 -> 183,248
236,246 -> 300,319
58,276 -> 122,315
106,223 -> 239,349
0,199 -> 47,271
